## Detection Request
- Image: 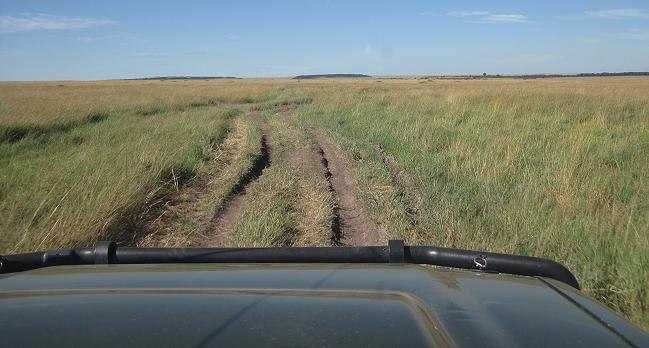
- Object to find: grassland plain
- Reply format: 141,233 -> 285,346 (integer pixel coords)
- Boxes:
0,77 -> 647,329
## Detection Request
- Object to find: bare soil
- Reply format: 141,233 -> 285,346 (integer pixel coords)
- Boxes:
309,128 -> 384,246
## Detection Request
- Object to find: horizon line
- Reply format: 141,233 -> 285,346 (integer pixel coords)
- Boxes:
2,71 -> 649,82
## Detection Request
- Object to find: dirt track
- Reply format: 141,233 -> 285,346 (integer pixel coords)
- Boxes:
202,116 -> 273,246
139,110 -> 385,247
309,128 -> 383,246
370,142 -> 423,221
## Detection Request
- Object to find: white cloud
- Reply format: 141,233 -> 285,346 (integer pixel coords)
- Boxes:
585,9 -> 649,20
483,14 -> 528,23
0,13 -> 116,33
224,35 -> 239,42
421,10 -> 528,23
447,11 -> 490,17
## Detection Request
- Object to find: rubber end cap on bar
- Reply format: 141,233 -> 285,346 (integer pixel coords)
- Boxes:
94,241 -> 117,264
388,240 -> 405,263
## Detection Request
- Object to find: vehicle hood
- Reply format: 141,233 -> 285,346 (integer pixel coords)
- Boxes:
0,263 -> 646,347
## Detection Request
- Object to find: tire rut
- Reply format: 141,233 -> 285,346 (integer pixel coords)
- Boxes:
138,117 -> 251,247
285,136 -> 340,246
317,146 -> 343,244
370,141 -> 423,221
140,110 -> 382,248
308,127 -> 383,246
202,120 -> 273,246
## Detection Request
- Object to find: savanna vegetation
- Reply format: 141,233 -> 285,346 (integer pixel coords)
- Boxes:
0,77 -> 647,328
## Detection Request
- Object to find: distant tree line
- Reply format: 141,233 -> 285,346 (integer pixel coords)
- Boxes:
418,72 -> 649,80
293,74 -> 370,80
124,76 -> 239,81
574,72 -> 649,77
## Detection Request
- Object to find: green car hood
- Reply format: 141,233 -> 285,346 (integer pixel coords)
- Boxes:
0,263 -> 647,347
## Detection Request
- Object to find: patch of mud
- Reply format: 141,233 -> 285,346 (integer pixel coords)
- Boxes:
309,128 -> 384,246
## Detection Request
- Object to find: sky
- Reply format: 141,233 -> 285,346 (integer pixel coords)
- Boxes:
1,1 -> 649,80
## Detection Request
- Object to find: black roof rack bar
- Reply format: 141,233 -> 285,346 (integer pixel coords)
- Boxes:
0,240 -> 580,289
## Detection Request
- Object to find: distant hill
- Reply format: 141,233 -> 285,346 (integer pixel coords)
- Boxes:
126,76 -> 239,81
293,74 -> 371,80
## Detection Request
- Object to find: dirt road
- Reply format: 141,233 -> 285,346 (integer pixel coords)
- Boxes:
139,110 -> 387,247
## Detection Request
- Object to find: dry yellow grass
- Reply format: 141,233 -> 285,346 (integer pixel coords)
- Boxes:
0,80 -> 277,126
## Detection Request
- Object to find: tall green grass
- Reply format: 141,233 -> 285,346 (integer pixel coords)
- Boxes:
297,78 -> 649,328
0,105 -> 239,252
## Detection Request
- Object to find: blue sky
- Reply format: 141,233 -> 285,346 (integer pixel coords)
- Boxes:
1,1 -> 649,80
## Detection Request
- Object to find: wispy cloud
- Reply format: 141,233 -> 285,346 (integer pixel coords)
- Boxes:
617,28 -> 649,40
447,11 -> 491,17
0,13 -> 116,33
423,10 -> 528,23
585,9 -> 649,20
224,35 -> 239,42
482,14 -> 527,23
